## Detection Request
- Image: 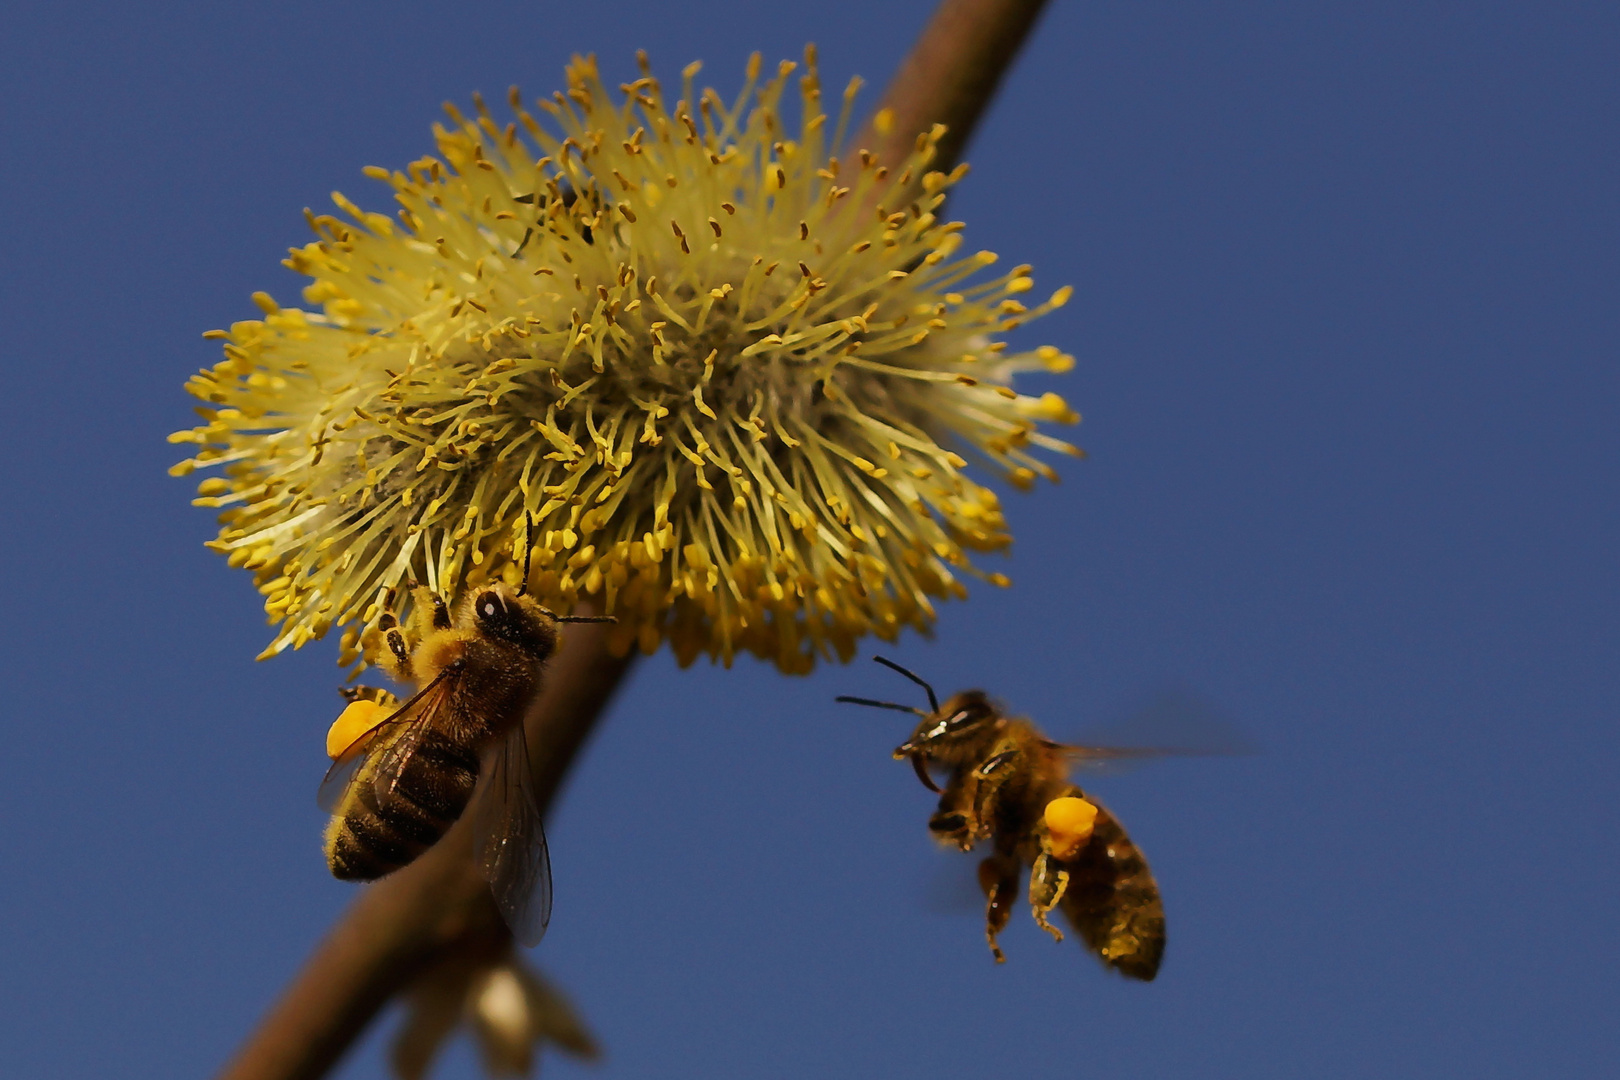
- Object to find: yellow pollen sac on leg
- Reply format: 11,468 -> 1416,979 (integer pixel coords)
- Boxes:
326,699 -> 390,760
1044,796 -> 1099,860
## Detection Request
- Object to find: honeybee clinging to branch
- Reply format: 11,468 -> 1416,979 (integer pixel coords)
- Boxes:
838,657 -> 1166,979
318,517 -> 614,945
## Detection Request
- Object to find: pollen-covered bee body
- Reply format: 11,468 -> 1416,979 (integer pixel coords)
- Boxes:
323,715 -> 481,881
382,591 -> 559,748
320,581 -> 576,946
1048,792 -> 1163,981
841,662 -> 1166,979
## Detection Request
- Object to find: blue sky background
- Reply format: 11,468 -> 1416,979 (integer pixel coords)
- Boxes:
1,1 -> 1616,1077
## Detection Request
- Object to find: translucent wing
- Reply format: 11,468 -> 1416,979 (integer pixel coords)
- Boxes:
1052,743 -> 1193,764
1054,687 -> 1252,775
366,668 -> 463,806
475,719 -> 552,947
315,669 -> 458,813
316,752 -> 367,813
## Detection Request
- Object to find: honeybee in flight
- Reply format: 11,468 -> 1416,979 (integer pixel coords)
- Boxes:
319,527 -> 613,946
839,657 -> 1166,979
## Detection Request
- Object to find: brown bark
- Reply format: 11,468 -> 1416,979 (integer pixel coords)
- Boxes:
852,0 -> 1052,182
217,618 -> 633,1080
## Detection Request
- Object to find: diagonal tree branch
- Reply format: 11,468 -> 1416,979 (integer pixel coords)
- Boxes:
215,3 -> 1052,1076
218,618 -> 633,1080
853,0 -> 1051,185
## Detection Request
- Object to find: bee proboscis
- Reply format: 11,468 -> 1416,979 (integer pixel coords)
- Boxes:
319,527 -> 613,945
839,657 -> 1168,979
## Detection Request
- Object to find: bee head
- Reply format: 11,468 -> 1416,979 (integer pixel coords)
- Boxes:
470,583 -> 558,661
835,657 -> 1003,792
897,691 -> 1000,760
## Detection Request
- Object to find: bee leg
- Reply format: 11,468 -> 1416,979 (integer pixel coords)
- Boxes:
929,776 -> 979,850
968,745 -> 1021,840
406,586 -> 452,636
385,626 -> 413,682
1028,852 -> 1071,943
978,853 -> 1020,963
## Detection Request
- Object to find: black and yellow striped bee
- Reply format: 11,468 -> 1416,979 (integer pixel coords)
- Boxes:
840,657 -> 1167,979
319,539 -> 611,945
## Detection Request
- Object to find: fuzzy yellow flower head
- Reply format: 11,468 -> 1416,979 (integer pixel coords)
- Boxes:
173,48 -> 1080,673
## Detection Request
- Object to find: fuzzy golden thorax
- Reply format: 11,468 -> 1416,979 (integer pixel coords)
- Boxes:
379,583 -> 558,746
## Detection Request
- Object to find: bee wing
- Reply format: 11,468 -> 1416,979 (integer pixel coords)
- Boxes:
317,753 -> 367,813
475,719 -> 552,947
1046,742 -> 1198,776
1059,687 -> 1253,775
315,669 -> 459,813
365,669 -> 464,805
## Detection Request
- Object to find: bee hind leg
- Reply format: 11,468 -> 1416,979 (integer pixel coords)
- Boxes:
1028,852 -> 1070,943
978,853 -> 1020,963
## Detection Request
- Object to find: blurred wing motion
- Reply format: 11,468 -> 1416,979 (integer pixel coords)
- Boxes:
476,720 -> 553,947
1055,686 -> 1253,775
316,671 -> 458,813
1059,794 -> 1166,980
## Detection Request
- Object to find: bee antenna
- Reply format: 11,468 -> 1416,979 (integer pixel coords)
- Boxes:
872,655 -> 939,713
540,608 -> 618,624
835,695 -> 926,717
518,512 -> 537,597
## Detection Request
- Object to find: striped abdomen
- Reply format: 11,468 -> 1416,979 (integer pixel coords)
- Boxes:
1059,790 -> 1166,980
324,729 -> 481,881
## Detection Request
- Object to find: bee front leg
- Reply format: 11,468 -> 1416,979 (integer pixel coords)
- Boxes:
928,776 -> 979,851
968,745 -> 1021,835
1028,852 -> 1071,943
978,853 -> 1020,963
411,585 -> 450,630
385,628 -> 415,682
371,610 -> 416,684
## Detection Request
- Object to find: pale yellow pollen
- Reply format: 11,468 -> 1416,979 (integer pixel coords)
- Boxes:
176,49 -> 1080,674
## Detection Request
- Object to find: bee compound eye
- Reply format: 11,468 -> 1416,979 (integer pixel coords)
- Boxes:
477,591 -> 502,619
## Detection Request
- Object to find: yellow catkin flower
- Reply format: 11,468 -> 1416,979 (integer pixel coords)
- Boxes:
173,49 -> 1081,673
